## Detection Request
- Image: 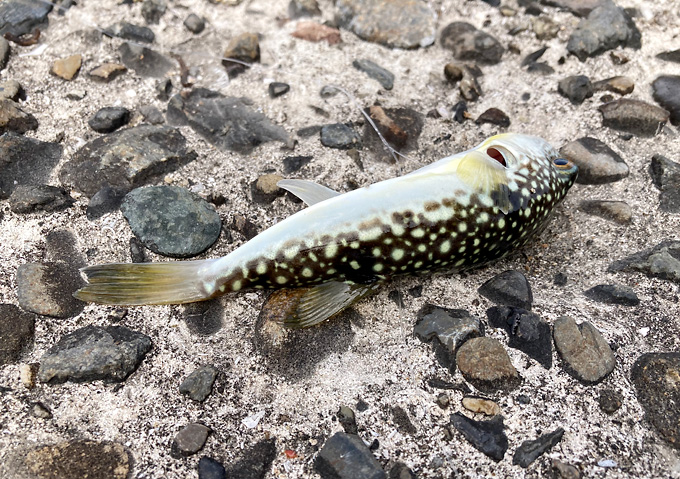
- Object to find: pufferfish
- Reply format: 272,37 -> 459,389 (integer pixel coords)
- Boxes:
75,133 -> 578,328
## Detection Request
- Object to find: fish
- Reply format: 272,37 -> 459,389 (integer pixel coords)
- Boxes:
75,133 -> 578,328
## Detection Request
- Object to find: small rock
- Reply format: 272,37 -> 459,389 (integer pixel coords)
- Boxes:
609,240 -> 680,283
0,303 -> 35,365
450,413 -> 508,461
106,22 -> 155,43
444,63 -> 463,83
222,32 -> 260,78
592,76 -> 634,95
198,457 -> 226,479
649,154 -> 680,213
452,100 -> 469,122
141,0 -> 166,24
363,106 -> 423,162
88,63 -> 127,82
283,155 -> 313,174
0,37 -> 9,70
268,82 -> 290,98
533,16 -> 559,40
388,462 -> 416,479
598,99 -> 669,136
353,59 -> 394,90
478,270 -> 533,310
456,337 -> 520,392
50,54 -> 82,80
119,42 -> 174,78
291,21 -> 342,45
86,186 -> 127,220
231,215 -> 259,241
320,123 -> 361,149
315,432 -> 386,479
521,46 -> 547,67
526,62 -> 554,75
554,272 -> 568,286
138,104 -> 164,125
0,133 -> 63,199
584,284 -> 639,306
657,49 -> 680,63
513,428 -> 565,468
179,365 -> 218,402
436,393 -> 450,409
156,78 -> 173,100
462,396 -> 501,416
553,316 -> 615,384
0,98 -> 38,134
440,22 -> 504,64
251,173 -> 284,204
184,13 -> 205,34
38,325 -> 151,383
16,262 -> 84,318
652,75 -> 680,126
183,300 -> 223,336
288,0 -> 320,18
24,440 -> 130,479
29,401 -> 52,419
579,200 -> 632,224
631,353 -> 680,449
559,137 -> 628,184
338,405 -> 358,434
558,75 -> 593,105
88,106 -> 131,133
0,0 -> 52,37
0,80 -> 22,101
121,185 -> 221,258
487,306 -> 552,369
598,388 -> 623,414
551,459 -> 582,479
224,438 -> 277,479
475,108 -> 510,127
171,423 -> 211,457
542,0 -> 605,17
392,405 -> 417,435
336,0 -> 436,49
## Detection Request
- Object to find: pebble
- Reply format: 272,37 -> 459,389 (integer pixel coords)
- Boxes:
649,154 -> 680,213
0,98 -> 38,134
141,0 -> 166,25
592,76 -> 634,95
171,423 -> 211,457
551,458 -> 582,479
657,49 -> 680,63
0,37 -> 9,70
598,388 -> 623,414
436,393 -> 450,409
231,214 -> 259,240
553,316 -> 615,384
289,0 -> 321,18
526,62 -> 554,75
651,75 -> 680,126
557,75 -> 593,105
224,438 -> 277,478
315,432 -> 386,479
487,306 -> 553,369
363,106 -> 423,161
38,325 -> 151,383
24,440 -> 130,479
8,185 -> 73,213
184,13 -> 205,34
475,108 -> 510,127
183,300 -> 223,336
283,155 -> 313,174
198,457 -> 226,479
456,337 -> 520,392
0,303 -> 35,365
222,32 -> 260,78
86,186 -> 127,220
584,284 -> 639,306
455,66 -> 483,101
449,413 -> 508,461
88,62 -> 127,82
268,81 -> 290,98
0,0 -> 52,37
338,405 -> 358,434
461,396 -> 501,416
50,54 -> 82,80
559,137 -> 628,184
291,21 -> 342,45
631,352 -> 680,449
105,22 -> 155,43
121,185 -> 221,258
440,22 -> 504,64
179,365 -> 218,402
579,200 -> 632,224
521,46 -> 547,67
30,401 -> 53,419
59,124 -> 196,197
0,133 -> 62,198
478,270 -> 533,310
543,0 -> 605,17
88,106 -> 131,133
250,173 -> 284,204
567,0 -> 641,61
159,79 -> 176,100
138,104 -> 164,125
444,63 -> 463,83
352,59 -> 394,90
388,462 -> 416,479
119,43 -> 174,78
392,405 -> 417,435
0,79 -> 22,101
532,16 -> 559,40
513,428 -> 565,468
320,123 -> 361,149
336,0 -> 436,49
598,99 -> 669,136
16,262 -> 84,318
167,89 -> 293,153
609,240 -> 680,283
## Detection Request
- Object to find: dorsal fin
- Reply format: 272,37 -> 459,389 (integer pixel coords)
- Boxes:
277,179 -> 341,206
455,150 -> 512,214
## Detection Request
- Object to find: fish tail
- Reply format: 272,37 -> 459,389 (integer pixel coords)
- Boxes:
74,259 -> 218,305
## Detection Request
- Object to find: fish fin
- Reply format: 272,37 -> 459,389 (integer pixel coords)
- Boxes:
455,150 -> 512,214
74,260 -> 216,305
277,179 -> 341,206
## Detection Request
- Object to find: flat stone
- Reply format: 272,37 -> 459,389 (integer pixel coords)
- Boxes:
584,284 -> 639,306
608,240 -> 680,283
268,82 -> 290,98
440,22 -> 504,64
657,49 -> 680,63
450,413 -> 508,461
141,0 -> 166,24
336,0 -> 436,49
88,63 -> 127,82
86,186 -> 127,220
0,0 -> 52,37
8,185 -> 74,213
88,106 -> 131,133
392,405 -> 417,435
388,462 -> 416,479
24,440 -> 130,479
179,365 -> 218,402
222,32 -> 260,78
171,423 -> 211,457
0,37 -> 9,70
198,457 -> 226,479
599,99 -> 669,136
121,185 -> 221,258
138,104 -> 164,125
289,0 -> 321,19
0,303 -> 35,365
38,325 -> 152,383
0,98 -> 38,134
513,428 -> 565,468
224,438 -> 276,479
291,21 -> 342,45
475,108 -> 510,127
320,123 -> 361,149
119,42 -> 173,78
105,22 -> 155,43
631,353 -> 680,450
353,59 -> 394,90
487,306 -> 552,369
362,106 -> 423,162
649,154 -> 680,213
167,88 -> 293,153
283,155 -> 313,174
592,76 -> 634,95
183,300 -> 223,336
456,337 -> 520,392
16,262 -> 84,318
478,270 -> 533,310
558,75 -> 593,105
652,75 -> 680,126
184,13 -> 205,34
559,137 -> 628,184
0,133 -> 61,199
50,54 -> 82,80
461,396 -> 501,416
315,432 -> 386,479
598,388 -> 623,414
59,124 -> 196,197
553,316 -> 615,384
579,200 -> 632,224
533,17 -> 559,41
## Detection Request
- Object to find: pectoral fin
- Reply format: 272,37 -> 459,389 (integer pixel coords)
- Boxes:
455,150 -> 512,214
277,179 -> 341,206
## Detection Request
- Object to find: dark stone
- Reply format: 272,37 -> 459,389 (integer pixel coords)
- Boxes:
526,62 -> 554,74
584,284 -> 639,306
338,405 -> 358,434
631,353 -> 680,449
362,106 -> 423,162
452,101 -> 468,123
179,365 -> 218,402
551,458 -> 582,478
353,59 -> 394,90
559,137 -> 628,184
320,123 -> 361,149
336,0 -> 436,49
8,185 -> 73,213
222,33 -> 260,78
283,155 -> 313,174
167,88 -> 293,153
16,262 -> 85,318
392,406 -> 417,435
608,240 -> 680,283
88,63 -> 127,83
315,432 -> 386,479
657,49 -> 680,63
599,99 -> 669,136
475,108 -> 510,127
225,438 -> 277,479
0,0 -> 52,37
268,82 -> 290,98
388,462 -> 416,479
554,272 -> 568,286
105,22 -> 155,43
0,303 -> 35,365
450,413 -> 508,461
487,306 -> 552,369
440,22 -> 504,64
59,124 -> 196,197
38,325 -> 151,383
138,105 -> 164,125
649,154 -> 680,213
652,75 -> 680,126
478,270 -> 533,310
231,215 -> 259,240
513,428 -> 565,468
198,457 -> 226,479
87,186 -> 127,220
0,98 -> 38,134
444,63 -> 463,83
24,440 -> 130,479
184,13 -> 205,34
297,125 -> 322,138
129,237 -> 148,263
533,16 -> 559,40
88,106 -> 131,133
558,75 -> 593,105
141,0 -> 166,24
598,388 -> 623,414
553,316 -> 615,384
579,200 -> 632,224
288,0 -> 321,18
171,423 -> 211,458
521,46 -> 547,66
183,300 -> 223,336
456,337 -> 521,392
0,37 -> 8,70
119,42 -> 174,78
156,78 -> 173,100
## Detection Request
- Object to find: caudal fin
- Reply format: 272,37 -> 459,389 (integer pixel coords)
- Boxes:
74,260 -> 217,305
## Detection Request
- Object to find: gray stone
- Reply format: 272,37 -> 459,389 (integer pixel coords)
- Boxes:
0,0 -> 52,37
315,432 -> 386,479
119,42 -> 173,78
551,459 -> 582,479
105,22 -> 155,43
456,337 -> 520,392
592,76 -> 634,95
440,22 -> 504,64
353,59 -> 394,90
598,99 -> 669,136
198,457 -> 226,479
30,401 -> 52,419
8,185 -> 74,213
388,462 -> 416,479
0,132 -> 58,199
0,37 -> 9,70
336,0 -> 436,49
171,423 -> 211,457
283,155 -> 313,174
320,123 -> 361,149
338,405 -> 358,434
608,240 -> 680,283
649,154 -> 680,213
513,428 -> 564,468
540,0 -> 606,17
222,32 -> 260,78
38,325 -> 152,383
121,185 -> 221,258
88,106 -> 131,133
268,82 -> 290,98
138,105 -> 164,125
533,16 -> 559,40
167,89 -> 293,153
478,270 -> 533,310
224,438 -> 277,479
476,108 -> 510,127
86,186 -> 127,220
652,75 -> 680,126
184,13 -> 205,34
558,75 -> 593,105
0,79 -> 22,101
553,316 -> 615,384
0,303 -> 35,365
598,388 -> 623,414
487,306 -> 552,369
579,200 -> 632,224
88,63 -> 127,83
584,284 -> 639,306
657,49 -> 680,63
450,413 -> 508,461
16,262 -> 85,318
0,98 -> 38,134
362,106 -> 423,162
24,440 -> 130,479
179,365 -> 218,402
392,405 -> 417,435
559,137 -> 628,184
141,0 -> 166,25
289,0 -> 321,19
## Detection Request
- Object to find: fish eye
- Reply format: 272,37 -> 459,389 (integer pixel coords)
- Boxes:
486,147 -> 507,167
553,158 -> 572,168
